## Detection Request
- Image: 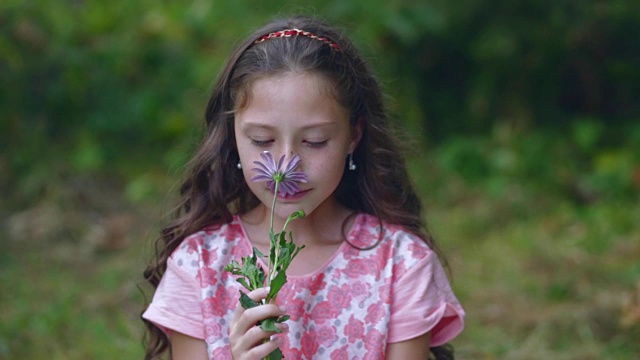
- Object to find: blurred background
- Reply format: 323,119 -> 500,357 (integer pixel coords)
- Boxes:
1,0 -> 639,358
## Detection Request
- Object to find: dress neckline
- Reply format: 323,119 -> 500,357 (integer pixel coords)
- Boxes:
233,213 -> 364,279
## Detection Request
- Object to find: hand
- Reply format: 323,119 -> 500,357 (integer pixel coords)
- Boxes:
229,287 -> 289,360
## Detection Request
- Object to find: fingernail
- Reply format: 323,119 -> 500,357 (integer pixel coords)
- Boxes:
273,336 -> 283,345
279,323 -> 289,332
279,305 -> 287,312
265,287 -> 271,293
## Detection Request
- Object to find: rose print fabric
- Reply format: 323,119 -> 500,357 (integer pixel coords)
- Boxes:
143,213 -> 465,359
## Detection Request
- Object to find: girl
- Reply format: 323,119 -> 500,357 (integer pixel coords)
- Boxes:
142,15 -> 465,360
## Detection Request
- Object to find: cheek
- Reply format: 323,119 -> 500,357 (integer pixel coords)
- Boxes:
239,153 -> 259,184
242,169 -> 253,185
311,157 -> 346,184
244,174 -> 270,201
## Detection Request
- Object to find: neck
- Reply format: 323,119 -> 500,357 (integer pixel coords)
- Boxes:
242,198 -> 353,247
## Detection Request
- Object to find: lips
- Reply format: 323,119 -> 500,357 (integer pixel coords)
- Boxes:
277,188 -> 310,201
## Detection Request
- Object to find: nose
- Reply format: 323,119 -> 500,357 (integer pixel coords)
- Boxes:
282,143 -> 296,160
280,144 -> 301,170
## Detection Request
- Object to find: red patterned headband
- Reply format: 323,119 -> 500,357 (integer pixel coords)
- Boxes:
254,28 -> 342,51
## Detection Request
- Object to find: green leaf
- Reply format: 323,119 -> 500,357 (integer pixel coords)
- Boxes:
239,291 -> 260,309
267,271 -> 287,303
233,254 -> 265,290
236,278 -> 251,291
253,246 -> 266,258
240,256 -> 254,275
260,317 -> 280,332
276,315 -> 290,323
269,233 -> 278,261
292,244 -> 305,259
224,260 -> 242,274
278,231 -> 287,247
287,210 -> 305,221
266,347 -> 284,360
277,247 -> 290,265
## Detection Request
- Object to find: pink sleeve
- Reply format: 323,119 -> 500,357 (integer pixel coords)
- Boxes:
387,251 -> 465,346
142,257 -> 205,339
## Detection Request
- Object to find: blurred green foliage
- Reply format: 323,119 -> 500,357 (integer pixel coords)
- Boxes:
435,120 -> 640,203
1,1 -> 639,358
2,0 -> 639,205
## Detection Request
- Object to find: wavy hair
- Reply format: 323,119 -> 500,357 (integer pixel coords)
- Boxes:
143,15 -> 453,359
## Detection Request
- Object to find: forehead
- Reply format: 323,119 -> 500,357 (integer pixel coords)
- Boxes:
235,72 -> 349,128
243,71 -> 335,102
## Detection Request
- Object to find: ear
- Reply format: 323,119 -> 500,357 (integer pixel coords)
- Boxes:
348,116 -> 364,153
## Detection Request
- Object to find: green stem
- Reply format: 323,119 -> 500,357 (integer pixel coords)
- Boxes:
270,181 -> 278,233
281,218 -> 293,237
266,180 -> 280,289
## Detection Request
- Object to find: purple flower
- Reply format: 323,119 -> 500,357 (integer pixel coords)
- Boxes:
251,152 -> 308,196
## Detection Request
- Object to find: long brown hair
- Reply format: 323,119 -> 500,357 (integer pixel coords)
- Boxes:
143,15 -> 452,359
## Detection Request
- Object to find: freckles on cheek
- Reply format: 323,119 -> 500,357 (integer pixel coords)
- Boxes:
319,160 -> 346,178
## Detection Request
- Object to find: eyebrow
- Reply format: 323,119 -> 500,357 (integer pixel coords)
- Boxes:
240,121 -> 338,130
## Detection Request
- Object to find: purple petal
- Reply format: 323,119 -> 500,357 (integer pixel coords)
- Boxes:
276,155 -> 285,173
284,154 -> 301,173
248,152 -> 308,189
251,165 -> 271,175
260,152 -> 278,172
286,172 -> 308,183
276,184 -> 289,196
252,161 -> 272,174
279,181 -> 300,196
251,174 -> 273,182
250,170 -> 272,183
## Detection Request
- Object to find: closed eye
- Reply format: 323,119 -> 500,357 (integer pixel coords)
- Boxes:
304,140 -> 328,148
251,139 -> 274,147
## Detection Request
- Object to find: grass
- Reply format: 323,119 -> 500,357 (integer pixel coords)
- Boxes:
1,156 -> 639,359
0,200 -> 153,359
413,157 -> 640,359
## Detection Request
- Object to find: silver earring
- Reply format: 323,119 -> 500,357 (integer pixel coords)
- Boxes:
237,162 -> 242,170
348,153 -> 356,171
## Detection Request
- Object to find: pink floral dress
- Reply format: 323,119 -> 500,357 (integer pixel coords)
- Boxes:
143,213 -> 465,359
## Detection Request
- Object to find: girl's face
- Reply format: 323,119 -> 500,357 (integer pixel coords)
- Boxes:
234,72 -> 360,221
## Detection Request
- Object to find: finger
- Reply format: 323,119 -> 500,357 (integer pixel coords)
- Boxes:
247,321 -> 289,342
242,322 -> 289,349
230,322 -> 289,359
247,286 -> 270,302
230,303 -> 287,339
232,287 -> 270,323
245,335 -> 284,360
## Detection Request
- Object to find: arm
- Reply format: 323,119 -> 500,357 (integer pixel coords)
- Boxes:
385,332 -> 431,359
170,288 -> 286,360
171,331 -> 208,360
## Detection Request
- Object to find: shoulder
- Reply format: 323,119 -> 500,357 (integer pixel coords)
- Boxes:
170,217 -> 249,276
350,213 -> 432,259
339,213 -> 434,282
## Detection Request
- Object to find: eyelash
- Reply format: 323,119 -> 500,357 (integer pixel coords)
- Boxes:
305,140 -> 328,148
250,139 -> 273,147
250,139 -> 328,148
